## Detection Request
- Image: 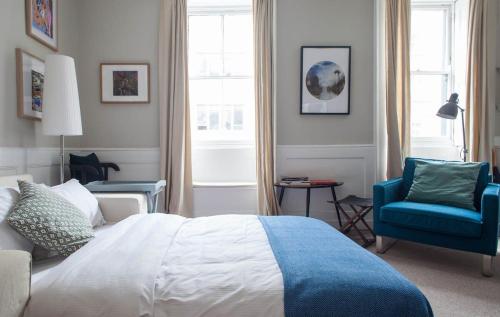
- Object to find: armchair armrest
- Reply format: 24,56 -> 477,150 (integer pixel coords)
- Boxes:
481,184 -> 500,251
373,178 -> 404,206
94,193 -> 147,224
0,250 -> 31,317
373,178 -> 404,224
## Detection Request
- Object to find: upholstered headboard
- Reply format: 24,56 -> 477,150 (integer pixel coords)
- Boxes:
0,174 -> 33,189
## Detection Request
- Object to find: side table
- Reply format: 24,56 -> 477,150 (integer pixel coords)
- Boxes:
274,182 -> 344,226
85,180 -> 166,213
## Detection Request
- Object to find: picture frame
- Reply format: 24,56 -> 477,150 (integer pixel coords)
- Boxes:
25,0 -> 58,51
16,48 -> 45,120
100,63 -> 151,104
300,46 -> 351,115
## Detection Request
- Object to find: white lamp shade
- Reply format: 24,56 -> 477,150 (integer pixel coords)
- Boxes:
42,54 -> 82,136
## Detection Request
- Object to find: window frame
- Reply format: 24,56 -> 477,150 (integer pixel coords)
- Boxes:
187,5 -> 255,147
410,1 -> 456,148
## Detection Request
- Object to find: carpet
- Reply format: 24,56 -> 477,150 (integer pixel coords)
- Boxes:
368,241 -> 500,317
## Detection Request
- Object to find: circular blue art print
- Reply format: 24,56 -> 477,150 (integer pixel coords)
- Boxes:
305,61 -> 346,100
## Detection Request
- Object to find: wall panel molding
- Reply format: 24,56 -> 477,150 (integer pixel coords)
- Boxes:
1,145 -> 377,225
276,144 -> 377,224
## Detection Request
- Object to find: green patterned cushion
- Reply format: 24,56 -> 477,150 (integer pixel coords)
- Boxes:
7,181 -> 94,257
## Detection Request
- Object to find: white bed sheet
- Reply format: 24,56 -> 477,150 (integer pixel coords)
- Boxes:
31,224 -> 115,283
25,214 -> 284,317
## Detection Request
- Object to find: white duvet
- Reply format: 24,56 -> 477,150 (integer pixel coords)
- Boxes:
25,214 -> 284,317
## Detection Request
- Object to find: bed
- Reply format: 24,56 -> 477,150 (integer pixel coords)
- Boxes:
0,175 -> 432,317
24,214 -> 432,317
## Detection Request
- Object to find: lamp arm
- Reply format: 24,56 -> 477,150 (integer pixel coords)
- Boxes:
460,110 -> 468,162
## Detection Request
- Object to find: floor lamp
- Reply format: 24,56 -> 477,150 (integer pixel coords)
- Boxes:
42,55 -> 82,184
436,93 -> 467,162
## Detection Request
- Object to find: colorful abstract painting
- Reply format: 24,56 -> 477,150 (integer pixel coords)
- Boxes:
31,70 -> 44,112
26,0 -> 58,51
32,0 -> 54,38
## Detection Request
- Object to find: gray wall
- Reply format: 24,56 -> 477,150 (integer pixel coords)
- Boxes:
275,0 -> 374,145
72,0 -> 160,148
0,0 -> 79,147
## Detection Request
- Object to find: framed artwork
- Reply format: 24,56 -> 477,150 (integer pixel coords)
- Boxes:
300,46 -> 351,115
100,63 -> 150,104
25,0 -> 58,51
16,48 -> 45,120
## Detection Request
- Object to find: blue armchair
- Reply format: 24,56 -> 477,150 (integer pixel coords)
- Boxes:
373,157 -> 500,276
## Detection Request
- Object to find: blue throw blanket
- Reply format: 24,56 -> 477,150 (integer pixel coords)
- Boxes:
259,216 -> 433,317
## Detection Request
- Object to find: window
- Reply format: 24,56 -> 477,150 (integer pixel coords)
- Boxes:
410,0 -> 468,159
410,2 -> 453,141
188,1 -> 256,184
188,3 -> 254,145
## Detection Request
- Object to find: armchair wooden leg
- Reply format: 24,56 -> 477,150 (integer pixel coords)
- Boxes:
481,255 -> 494,277
376,235 -> 397,254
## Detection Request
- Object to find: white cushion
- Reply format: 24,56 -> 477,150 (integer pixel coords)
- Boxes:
0,188 -> 33,252
51,179 -> 106,227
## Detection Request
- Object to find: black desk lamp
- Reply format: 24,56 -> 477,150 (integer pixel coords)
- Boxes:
436,93 -> 467,162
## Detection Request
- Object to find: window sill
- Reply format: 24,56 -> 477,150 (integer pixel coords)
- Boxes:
192,142 -> 255,150
193,182 -> 257,188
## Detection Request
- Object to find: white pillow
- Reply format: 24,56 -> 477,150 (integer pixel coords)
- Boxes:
51,179 -> 106,227
0,187 -> 33,252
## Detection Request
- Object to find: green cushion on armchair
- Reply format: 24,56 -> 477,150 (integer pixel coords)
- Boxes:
405,160 -> 483,211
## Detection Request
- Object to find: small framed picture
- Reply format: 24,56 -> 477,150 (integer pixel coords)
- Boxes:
16,48 -> 45,120
100,63 -> 150,104
300,46 -> 351,115
25,0 -> 58,51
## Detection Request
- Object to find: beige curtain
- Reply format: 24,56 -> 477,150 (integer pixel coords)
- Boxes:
159,0 -> 193,216
465,0 -> 491,162
253,0 -> 279,215
385,0 -> 411,178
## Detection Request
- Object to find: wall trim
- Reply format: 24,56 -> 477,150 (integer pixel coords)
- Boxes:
277,144 -> 376,149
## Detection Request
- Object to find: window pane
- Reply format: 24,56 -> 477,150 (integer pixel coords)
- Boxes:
222,78 -> 253,106
411,8 -> 448,71
224,15 -> 252,53
188,15 -> 222,53
196,106 -> 208,130
189,53 -> 223,77
223,53 -> 252,77
411,74 -> 449,138
222,108 -> 232,130
189,79 -> 223,106
223,14 -> 253,76
209,110 -> 220,130
233,107 -> 243,130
